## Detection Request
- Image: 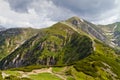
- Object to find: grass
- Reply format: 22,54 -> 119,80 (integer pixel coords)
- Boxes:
52,67 -> 65,73
4,70 -> 21,76
4,75 -> 31,80
73,47 -> 120,79
67,76 -> 75,80
9,65 -> 47,72
29,73 -> 62,80
69,39 -> 120,80
70,66 -> 94,80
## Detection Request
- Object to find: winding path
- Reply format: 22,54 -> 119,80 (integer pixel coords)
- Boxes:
18,67 -> 66,80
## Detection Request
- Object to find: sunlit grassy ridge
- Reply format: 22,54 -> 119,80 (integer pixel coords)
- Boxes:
0,22 -> 93,69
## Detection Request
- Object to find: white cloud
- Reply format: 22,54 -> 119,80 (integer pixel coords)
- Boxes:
0,0 -> 35,27
0,0 -> 56,28
0,0 -> 120,28
92,0 -> 120,24
0,0 -> 75,28
52,0 -> 120,25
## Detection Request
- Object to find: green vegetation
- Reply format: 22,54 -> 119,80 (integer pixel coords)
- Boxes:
0,28 -> 40,60
0,71 -> 31,80
4,75 -> 31,80
0,71 -> 3,80
0,22 -> 93,69
52,67 -> 65,73
4,71 -> 21,76
73,54 -> 120,79
70,67 -> 95,80
9,65 -> 47,72
29,73 -> 62,80
73,40 -> 120,79
63,33 -> 93,64
0,39 -> 120,79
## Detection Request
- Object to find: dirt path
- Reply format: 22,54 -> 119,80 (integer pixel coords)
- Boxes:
18,67 -> 66,80
1,72 -> 9,79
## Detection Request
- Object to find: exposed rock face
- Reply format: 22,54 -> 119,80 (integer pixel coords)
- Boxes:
87,27 -> 105,41
66,17 -> 107,43
99,22 -> 120,47
113,31 -> 120,46
72,20 -> 80,26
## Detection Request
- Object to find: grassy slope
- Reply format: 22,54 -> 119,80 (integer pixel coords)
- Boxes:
29,73 -> 62,80
73,40 -> 120,80
0,22 -> 93,69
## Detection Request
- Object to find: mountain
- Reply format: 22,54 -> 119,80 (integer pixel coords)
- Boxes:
0,25 -> 6,31
98,22 -> 120,48
0,22 -> 93,69
0,17 -> 120,80
0,28 -> 39,60
65,17 -> 107,41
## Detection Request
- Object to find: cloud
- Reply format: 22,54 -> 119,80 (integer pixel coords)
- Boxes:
52,0 -> 120,24
53,0 -> 115,14
0,0 -> 119,28
6,0 -> 75,21
0,0 -> 35,27
0,0 -> 75,28
5,0 -> 33,13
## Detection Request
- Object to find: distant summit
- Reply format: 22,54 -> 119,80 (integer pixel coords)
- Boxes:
0,25 -> 6,31
64,16 -> 107,44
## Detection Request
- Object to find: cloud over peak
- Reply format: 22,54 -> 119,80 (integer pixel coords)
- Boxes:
0,0 -> 120,28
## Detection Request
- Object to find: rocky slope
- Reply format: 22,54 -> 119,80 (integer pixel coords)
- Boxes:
98,22 -> 120,48
0,28 -> 39,60
65,17 -> 107,42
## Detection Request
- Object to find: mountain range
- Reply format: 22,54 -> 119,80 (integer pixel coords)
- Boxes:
0,17 -> 120,80
0,25 -> 6,32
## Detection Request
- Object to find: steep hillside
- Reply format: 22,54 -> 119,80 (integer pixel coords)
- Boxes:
0,28 -> 39,60
0,22 -> 93,69
65,17 -> 107,42
73,40 -> 120,80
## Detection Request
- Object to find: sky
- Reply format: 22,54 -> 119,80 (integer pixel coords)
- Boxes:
0,0 -> 120,28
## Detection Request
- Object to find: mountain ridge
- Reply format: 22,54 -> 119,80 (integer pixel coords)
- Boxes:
0,25 -> 6,31
0,27 -> 40,60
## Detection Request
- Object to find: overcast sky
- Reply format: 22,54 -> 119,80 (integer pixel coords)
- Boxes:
0,0 -> 120,28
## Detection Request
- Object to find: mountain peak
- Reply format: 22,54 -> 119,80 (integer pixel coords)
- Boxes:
67,16 -> 84,24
